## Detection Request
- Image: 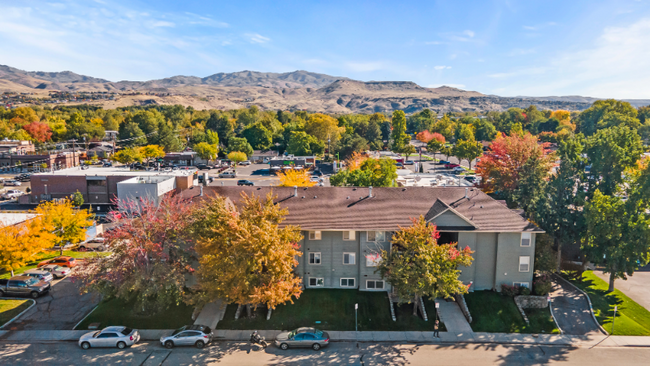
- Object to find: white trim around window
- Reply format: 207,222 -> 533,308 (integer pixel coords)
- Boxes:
365,253 -> 382,267
367,231 -> 386,242
343,252 -> 356,265
513,282 -> 530,288
340,278 -> 356,287
521,232 -> 531,247
309,231 -> 321,240
309,277 -> 324,287
342,231 -> 356,241
366,280 -> 385,290
309,252 -> 321,265
519,256 -> 530,272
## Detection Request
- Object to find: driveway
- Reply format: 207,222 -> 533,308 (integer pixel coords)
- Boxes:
593,264 -> 650,311
549,275 -> 604,335
1,276 -> 100,330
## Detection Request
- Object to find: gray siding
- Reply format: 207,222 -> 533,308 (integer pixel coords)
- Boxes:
359,231 -> 391,291
494,233 -> 536,291
457,232 -> 477,284
472,233 -> 498,290
431,211 -> 473,227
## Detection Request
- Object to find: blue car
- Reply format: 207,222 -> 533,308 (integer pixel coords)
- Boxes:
439,160 -> 451,165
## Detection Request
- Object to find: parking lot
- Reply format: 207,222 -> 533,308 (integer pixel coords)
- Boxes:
1,270 -> 100,331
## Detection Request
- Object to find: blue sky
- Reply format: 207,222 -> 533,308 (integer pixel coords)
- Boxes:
2,0 -> 650,98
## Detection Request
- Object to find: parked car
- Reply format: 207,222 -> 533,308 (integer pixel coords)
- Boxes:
464,176 -> 477,183
103,162 -> 113,167
275,327 -> 330,350
79,326 -> 141,350
444,163 -> 460,169
438,160 -> 451,165
219,171 -> 236,178
3,180 -> 21,187
310,176 -> 320,182
197,175 -> 214,184
404,160 -> 414,165
2,189 -> 24,200
237,180 -> 254,186
38,256 -> 78,269
160,324 -> 213,349
78,238 -> 106,251
23,269 -> 54,283
395,163 -> 404,168
239,161 -> 251,166
38,264 -> 71,278
196,164 -> 210,170
312,170 -> 323,176
0,276 -> 51,298
453,166 -> 466,173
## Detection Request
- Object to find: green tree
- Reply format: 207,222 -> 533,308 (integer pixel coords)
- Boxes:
472,119 -> 498,141
112,147 -> 143,164
242,123 -> 273,150
71,191 -> 84,207
304,113 -> 344,145
205,129 -> 220,146
191,193 -> 303,314
227,137 -> 254,157
118,121 -> 147,146
391,110 -> 408,149
140,145 -> 165,163
586,126 -> 644,196
378,216 -> 473,317
579,99 -> 639,136
336,133 -> 369,159
153,121 -> 182,152
194,142 -> 219,163
452,140 -> 483,169
330,157 -> 397,187
286,131 -> 324,156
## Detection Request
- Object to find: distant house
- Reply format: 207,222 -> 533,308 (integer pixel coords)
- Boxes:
250,150 -> 278,163
184,186 -> 543,293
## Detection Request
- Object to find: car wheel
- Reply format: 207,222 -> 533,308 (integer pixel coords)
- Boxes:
98,246 -> 106,251
81,342 -> 91,350
280,343 -> 288,350
312,343 -> 321,351
164,340 -> 174,349
30,291 -> 39,299
117,341 -> 126,349
0,290 -> 4,297
79,246 -> 86,251
195,340 -> 205,349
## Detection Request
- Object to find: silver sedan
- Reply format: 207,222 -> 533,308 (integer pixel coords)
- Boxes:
78,326 -> 140,349
160,325 -> 213,349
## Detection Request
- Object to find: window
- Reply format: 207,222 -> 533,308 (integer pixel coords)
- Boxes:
309,278 -> 324,287
519,256 -> 530,272
342,231 -> 355,241
87,180 -> 106,187
343,252 -> 356,265
367,231 -> 386,242
365,253 -> 382,267
309,252 -> 321,265
513,282 -> 530,288
340,278 -> 356,287
309,231 -> 321,240
366,280 -> 385,290
521,232 -> 531,247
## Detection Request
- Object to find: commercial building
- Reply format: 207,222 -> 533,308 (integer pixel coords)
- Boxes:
0,140 -> 35,154
0,152 -> 80,172
184,186 -> 543,293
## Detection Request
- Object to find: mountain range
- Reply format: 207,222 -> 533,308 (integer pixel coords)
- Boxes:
2,64 -> 649,114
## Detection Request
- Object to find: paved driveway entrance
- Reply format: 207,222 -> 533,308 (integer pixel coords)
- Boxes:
593,264 -> 650,312
549,275 -> 604,335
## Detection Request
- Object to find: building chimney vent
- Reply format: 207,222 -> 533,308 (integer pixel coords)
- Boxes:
369,186 -> 373,198
200,185 -> 204,197
294,186 -> 298,197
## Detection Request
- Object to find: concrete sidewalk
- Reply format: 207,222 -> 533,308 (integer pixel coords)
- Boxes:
2,329 -> 650,348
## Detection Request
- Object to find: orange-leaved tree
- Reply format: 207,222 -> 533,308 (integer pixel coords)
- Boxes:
276,169 -> 315,187
345,151 -> 368,171
426,132 -> 446,161
476,132 -> 552,209
35,199 -> 93,254
192,192 -> 303,317
0,216 -> 56,276
377,216 -> 473,318
415,130 -> 436,144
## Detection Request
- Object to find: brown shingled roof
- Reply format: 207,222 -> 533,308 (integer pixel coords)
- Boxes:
181,186 -> 543,233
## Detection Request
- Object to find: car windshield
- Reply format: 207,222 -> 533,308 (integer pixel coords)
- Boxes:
172,326 -> 188,336
288,330 -> 297,338
68,258 -> 76,262
25,278 -> 39,286
121,328 -> 133,336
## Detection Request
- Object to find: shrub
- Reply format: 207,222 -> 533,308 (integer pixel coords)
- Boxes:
521,287 -> 532,296
501,284 -> 520,297
534,273 -> 552,296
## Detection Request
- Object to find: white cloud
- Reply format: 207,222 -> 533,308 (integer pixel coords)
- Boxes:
434,65 -> 451,70
152,20 -> 175,28
246,33 -> 270,44
463,30 -> 475,38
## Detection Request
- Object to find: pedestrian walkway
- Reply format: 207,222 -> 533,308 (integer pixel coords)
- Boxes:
193,299 -> 227,329
434,299 -> 474,341
549,274 -> 604,335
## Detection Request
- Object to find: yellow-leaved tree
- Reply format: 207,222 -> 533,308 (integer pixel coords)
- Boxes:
191,192 -> 303,318
276,169 -> 315,187
0,217 -> 56,276
227,151 -> 247,173
140,145 -> 165,163
35,199 -> 93,254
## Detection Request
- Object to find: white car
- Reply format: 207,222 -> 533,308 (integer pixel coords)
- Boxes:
78,238 -> 106,251
3,180 -> 21,186
239,161 -> 251,166
39,264 -> 71,278
79,326 -> 140,350
219,171 -> 236,178
23,269 -> 54,282
453,166 -> 466,173
2,189 -> 23,199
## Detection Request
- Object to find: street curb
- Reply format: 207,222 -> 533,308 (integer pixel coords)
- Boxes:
547,297 -> 563,335
0,299 -> 36,330
73,304 -> 99,331
553,273 -> 608,335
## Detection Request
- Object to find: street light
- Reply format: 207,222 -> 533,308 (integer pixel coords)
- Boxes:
275,142 -> 280,156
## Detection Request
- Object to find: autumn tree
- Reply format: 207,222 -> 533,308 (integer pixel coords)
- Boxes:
227,151 -> 247,173
476,132 -> 552,209
0,216 -> 56,276
416,130 -> 436,144
276,169 -> 316,187
426,133 -> 446,161
330,157 -> 397,187
76,196 -> 196,313
377,216 -> 473,317
227,137 -> 254,157
35,199 -> 92,253
194,142 -> 219,163
112,147 -> 143,165
140,144 -> 165,163
191,192 -> 303,316
453,139 -> 483,169
23,121 -> 52,142
391,110 -> 408,150
304,113 -> 344,145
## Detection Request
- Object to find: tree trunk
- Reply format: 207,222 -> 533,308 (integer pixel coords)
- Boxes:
10,269 -> 14,277
246,304 -> 253,318
412,295 -> 420,317
555,237 -> 562,273
608,271 -> 616,293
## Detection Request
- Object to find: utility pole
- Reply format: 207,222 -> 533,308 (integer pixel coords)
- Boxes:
70,139 -> 77,167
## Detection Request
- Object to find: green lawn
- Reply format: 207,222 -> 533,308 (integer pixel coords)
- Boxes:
465,291 -> 559,334
0,299 -> 32,327
217,289 -> 443,331
0,250 -> 109,279
75,297 -> 195,330
563,271 -> 650,335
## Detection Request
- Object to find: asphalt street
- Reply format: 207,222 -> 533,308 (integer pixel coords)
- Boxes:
0,340 -> 648,365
